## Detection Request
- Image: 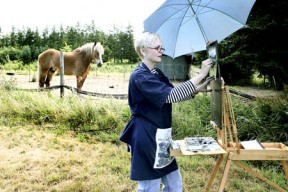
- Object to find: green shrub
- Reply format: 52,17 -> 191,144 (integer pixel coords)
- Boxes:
0,46 -> 22,64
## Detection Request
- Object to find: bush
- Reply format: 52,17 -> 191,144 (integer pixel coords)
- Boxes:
20,45 -> 32,63
0,46 -> 22,64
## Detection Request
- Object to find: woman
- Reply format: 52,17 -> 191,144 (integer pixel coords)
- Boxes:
120,32 -> 212,192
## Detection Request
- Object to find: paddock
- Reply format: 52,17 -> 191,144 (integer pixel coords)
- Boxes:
0,73 -> 280,100
0,72 -> 129,96
37,42 -> 104,90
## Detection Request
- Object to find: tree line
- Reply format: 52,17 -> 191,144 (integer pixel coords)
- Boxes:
0,22 -> 138,65
0,0 -> 287,90
195,0 -> 288,90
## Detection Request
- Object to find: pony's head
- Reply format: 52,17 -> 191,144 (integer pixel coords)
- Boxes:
93,42 -> 104,67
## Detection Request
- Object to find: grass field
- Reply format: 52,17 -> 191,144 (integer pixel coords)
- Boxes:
1,124 -> 287,192
0,66 -> 287,191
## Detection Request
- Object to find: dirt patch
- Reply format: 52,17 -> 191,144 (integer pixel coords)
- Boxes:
231,86 -> 282,99
1,73 -> 281,99
1,74 -> 129,95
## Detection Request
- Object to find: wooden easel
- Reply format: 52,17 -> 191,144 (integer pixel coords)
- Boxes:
204,84 -> 288,192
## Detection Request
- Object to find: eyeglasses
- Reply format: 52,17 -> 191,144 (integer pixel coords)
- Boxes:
148,46 -> 165,52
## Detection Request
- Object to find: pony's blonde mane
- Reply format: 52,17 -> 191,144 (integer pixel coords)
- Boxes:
74,42 -> 104,56
95,42 -> 104,55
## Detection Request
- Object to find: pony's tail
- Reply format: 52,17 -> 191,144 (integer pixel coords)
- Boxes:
36,61 -> 39,88
37,54 -> 42,88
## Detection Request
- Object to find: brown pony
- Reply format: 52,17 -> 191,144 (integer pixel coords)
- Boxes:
38,42 -> 104,90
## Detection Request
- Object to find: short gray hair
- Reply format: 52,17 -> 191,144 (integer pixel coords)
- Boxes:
134,32 -> 162,59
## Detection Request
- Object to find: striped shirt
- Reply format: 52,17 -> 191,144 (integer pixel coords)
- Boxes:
151,68 -> 196,103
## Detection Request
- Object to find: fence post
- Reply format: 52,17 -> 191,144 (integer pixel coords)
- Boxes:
60,50 -> 65,97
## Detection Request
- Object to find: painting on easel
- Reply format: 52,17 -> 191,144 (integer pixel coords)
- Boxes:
207,41 -> 223,129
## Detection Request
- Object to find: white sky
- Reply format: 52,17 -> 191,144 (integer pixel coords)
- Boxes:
0,0 -> 165,37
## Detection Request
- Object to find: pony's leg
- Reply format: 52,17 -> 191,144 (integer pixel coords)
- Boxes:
76,65 -> 91,90
39,74 -> 46,88
76,75 -> 86,90
39,69 -> 49,88
77,73 -> 90,90
45,67 -> 56,87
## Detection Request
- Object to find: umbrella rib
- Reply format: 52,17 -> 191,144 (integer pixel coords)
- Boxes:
193,0 -> 247,25
155,2 -> 196,57
169,0 -> 247,26
144,0 -> 255,58
172,5 -> 190,57
189,0 -> 208,43
155,3 -> 192,22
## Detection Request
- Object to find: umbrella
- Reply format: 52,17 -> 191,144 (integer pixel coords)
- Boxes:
144,0 -> 256,59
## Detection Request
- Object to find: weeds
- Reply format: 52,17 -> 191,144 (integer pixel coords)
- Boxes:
0,76 -> 18,90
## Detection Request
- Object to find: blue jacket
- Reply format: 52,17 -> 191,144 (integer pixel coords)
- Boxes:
119,63 -> 178,180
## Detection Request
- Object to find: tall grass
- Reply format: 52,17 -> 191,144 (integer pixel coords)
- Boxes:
0,78 -> 130,144
172,94 -> 216,139
0,78 -> 287,149
1,77 -> 287,146
232,92 -> 288,146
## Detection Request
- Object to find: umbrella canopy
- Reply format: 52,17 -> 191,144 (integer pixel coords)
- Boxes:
144,0 -> 256,59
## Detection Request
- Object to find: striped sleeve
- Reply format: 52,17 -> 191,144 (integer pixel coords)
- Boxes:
166,80 -> 196,103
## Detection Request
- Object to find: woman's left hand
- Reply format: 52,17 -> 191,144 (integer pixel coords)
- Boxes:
195,76 -> 214,93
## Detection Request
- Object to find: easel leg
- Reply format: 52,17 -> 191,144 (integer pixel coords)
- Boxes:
282,160 -> 288,180
218,153 -> 233,192
204,155 -> 223,192
233,161 -> 288,192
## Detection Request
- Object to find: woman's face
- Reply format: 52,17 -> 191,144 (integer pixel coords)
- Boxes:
142,38 -> 165,64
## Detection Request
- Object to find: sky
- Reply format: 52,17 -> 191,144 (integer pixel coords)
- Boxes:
0,0 -> 165,37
